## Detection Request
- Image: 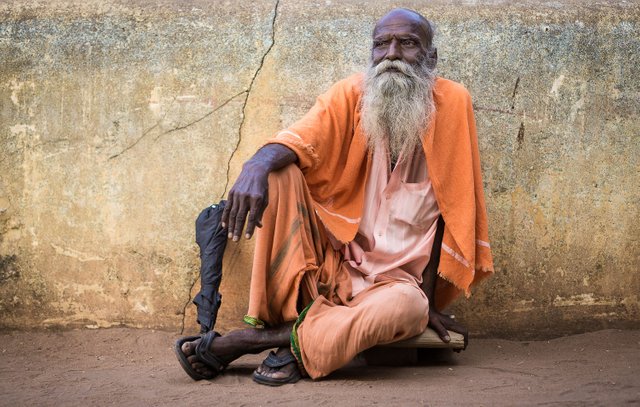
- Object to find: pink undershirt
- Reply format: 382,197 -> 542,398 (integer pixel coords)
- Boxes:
343,144 -> 441,297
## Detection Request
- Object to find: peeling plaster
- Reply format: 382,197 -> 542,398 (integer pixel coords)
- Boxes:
50,243 -> 105,262
553,294 -> 618,307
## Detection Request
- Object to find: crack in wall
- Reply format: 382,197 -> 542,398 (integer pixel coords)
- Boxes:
474,105 -> 515,116
108,97 -> 176,160
511,76 -> 520,110
109,90 -> 246,160
220,0 -> 280,200
179,271 -> 199,335
153,90 -> 247,142
108,122 -> 161,160
516,122 -> 525,148
179,0 -> 281,333
474,104 -> 542,121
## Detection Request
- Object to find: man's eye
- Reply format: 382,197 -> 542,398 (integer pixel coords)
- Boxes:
373,40 -> 388,48
401,39 -> 416,47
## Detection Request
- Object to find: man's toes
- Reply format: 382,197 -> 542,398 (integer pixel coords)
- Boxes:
258,363 -> 295,379
181,339 -> 200,355
264,371 -> 283,379
256,364 -> 275,376
181,342 -> 191,355
263,368 -> 288,380
194,366 -> 213,376
187,356 -> 210,370
186,347 -> 215,376
192,361 -> 207,370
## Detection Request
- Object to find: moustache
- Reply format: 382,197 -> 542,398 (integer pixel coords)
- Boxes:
373,60 -> 414,77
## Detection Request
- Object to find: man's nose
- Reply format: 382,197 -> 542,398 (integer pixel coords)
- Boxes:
385,40 -> 401,60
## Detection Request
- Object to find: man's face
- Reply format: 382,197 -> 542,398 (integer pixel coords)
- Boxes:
371,12 -> 430,67
362,11 -> 438,162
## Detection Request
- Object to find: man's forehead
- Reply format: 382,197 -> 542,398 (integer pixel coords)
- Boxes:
374,21 -> 424,38
373,11 -> 430,42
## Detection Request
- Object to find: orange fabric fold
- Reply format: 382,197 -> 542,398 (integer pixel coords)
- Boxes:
246,165 -> 352,326
267,73 -> 494,307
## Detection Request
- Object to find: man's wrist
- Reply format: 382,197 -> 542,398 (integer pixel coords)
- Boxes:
243,158 -> 271,175
246,143 -> 297,174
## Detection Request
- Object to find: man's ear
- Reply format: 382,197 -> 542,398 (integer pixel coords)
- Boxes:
428,47 -> 438,69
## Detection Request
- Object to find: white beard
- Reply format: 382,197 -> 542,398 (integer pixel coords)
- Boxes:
361,57 -> 436,163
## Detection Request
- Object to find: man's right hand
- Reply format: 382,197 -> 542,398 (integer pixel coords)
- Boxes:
221,160 -> 269,241
221,143 -> 297,241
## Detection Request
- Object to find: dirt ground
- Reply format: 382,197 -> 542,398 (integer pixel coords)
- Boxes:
0,328 -> 638,406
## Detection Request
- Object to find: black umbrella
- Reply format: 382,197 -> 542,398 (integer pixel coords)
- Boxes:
192,201 -> 228,334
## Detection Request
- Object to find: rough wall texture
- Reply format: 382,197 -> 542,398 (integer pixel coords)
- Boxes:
0,0 -> 638,338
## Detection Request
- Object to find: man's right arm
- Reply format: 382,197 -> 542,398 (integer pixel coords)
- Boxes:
221,75 -> 362,241
221,143 -> 297,241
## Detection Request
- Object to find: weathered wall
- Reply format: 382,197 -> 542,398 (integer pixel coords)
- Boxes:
1,0 -> 638,338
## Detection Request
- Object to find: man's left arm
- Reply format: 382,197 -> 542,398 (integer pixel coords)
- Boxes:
421,216 -> 469,349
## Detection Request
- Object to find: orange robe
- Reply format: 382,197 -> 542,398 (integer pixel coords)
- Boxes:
266,73 -> 494,309
248,165 -> 430,378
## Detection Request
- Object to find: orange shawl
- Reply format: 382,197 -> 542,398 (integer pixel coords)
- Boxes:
267,73 -> 494,308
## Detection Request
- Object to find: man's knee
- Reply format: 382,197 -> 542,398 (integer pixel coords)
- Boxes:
367,283 -> 428,325
265,164 -> 309,215
390,284 -> 429,320
266,164 -> 305,201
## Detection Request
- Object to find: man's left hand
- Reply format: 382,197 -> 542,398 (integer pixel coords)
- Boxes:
428,308 -> 468,351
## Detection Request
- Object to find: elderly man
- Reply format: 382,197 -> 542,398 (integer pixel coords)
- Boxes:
175,8 -> 494,385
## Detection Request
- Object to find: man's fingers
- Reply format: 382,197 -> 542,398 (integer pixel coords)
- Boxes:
440,315 -> 469,350
244,210 -> 265,238
221,193 -> 233,229
441,317 -> 462,333
244,210 -> 258,239
232,202 -> 250,242
441,316 -> 468,337
244,195 -> 266,239
254,195 -> 268,229
226,193 -> 240,239
429,315 -> 450,343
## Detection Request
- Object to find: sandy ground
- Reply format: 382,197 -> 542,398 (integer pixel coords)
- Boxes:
0,328 -> 638,406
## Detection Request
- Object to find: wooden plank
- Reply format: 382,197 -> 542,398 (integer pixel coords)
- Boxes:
380,328 -> 465,349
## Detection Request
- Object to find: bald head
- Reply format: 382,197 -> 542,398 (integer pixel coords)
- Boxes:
374,8 -> 434,49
